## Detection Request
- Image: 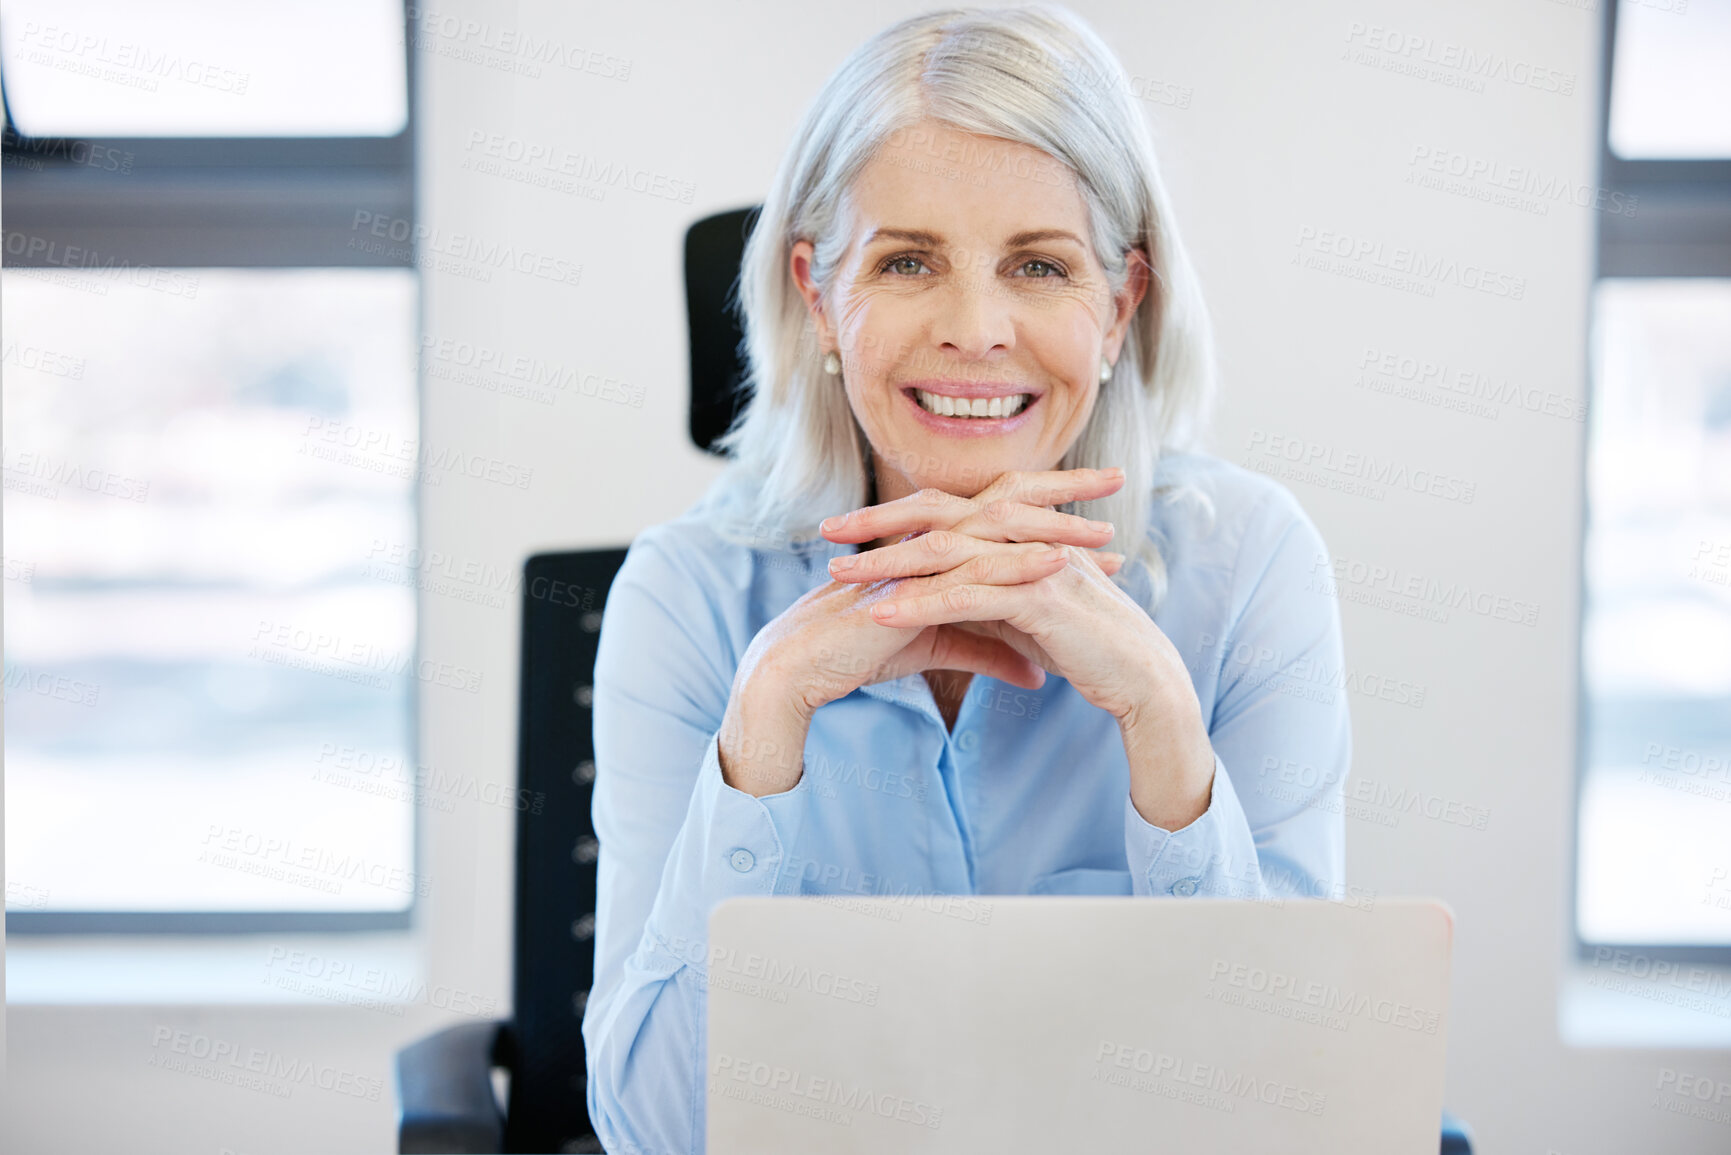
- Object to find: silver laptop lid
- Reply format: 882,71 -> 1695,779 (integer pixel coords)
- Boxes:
708,895 -> 1452,1154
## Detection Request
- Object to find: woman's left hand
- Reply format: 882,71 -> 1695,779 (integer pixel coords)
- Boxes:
820,469 -> 1216,829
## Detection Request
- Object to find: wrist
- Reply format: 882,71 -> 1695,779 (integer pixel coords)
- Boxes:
1127,750 -> 1215,832
719,676 -> 812,797
1115,673 -> 1191,737
1121,694 -> 1215,831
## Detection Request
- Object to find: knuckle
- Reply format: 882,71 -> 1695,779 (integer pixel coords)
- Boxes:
920,529 -> 955,556
914,487 -> 948,508
941,585 -> 977,613
960,552 -> 996,583
982,499 -> 1016,523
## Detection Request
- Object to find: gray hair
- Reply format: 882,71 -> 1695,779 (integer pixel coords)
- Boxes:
704,3 -> 1217,611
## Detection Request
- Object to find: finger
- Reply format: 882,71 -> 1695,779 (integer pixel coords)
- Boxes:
954,499 -> 1117,546
829,533 -> 1067,584
819,487 -> 973,543
945,544 -> 1122,588
927,624 -> 1047,691
818,473 -> 1124,545
953,542 -> 1075,587
869,580 -> 1020,630
818,467 -> 1126,545
976,466 -> 1125,509
832,496 -> 1114,547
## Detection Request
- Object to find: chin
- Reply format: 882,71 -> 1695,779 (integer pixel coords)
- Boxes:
895,442 -> 1040,498
863,372 -> 1090,496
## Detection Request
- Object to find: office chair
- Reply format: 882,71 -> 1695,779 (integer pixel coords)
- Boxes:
393,207 -> 1476,1155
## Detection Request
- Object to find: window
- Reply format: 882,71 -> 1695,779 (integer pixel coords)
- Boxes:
3,2 -> 419,931
0,0 -> 407,137
1575,0 -> 1731,958
1607,0 -> 1731,159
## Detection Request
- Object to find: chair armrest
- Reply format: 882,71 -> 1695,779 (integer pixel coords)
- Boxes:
1441,1108 -> 1473,1154
395,1019 -> 510,1154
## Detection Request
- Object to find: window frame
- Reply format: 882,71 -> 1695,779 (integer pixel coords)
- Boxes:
1572,0 -> 1731,966
1,2 -> 423,935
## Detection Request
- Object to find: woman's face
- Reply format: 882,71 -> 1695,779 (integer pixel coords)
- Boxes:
792,117 -> 1148,505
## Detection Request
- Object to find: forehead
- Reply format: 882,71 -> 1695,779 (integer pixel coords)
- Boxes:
846,121 -> 1091,247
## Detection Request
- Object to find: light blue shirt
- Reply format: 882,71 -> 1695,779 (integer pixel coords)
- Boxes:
582,451 -> 1349,1155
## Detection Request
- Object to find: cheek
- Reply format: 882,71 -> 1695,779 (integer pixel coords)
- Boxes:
1056,306 -> 1107,364
1029,311 -> 1106,415
844,378 -> 892,425
851,303 -> 926,377
1022,302 -> 1106,379
1048,386 -> 1101,441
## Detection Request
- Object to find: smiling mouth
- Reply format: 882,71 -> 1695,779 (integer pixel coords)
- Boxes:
908,388 -> 1034,419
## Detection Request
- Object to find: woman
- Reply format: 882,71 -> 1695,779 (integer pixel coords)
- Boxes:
583,6 -> 1349,1152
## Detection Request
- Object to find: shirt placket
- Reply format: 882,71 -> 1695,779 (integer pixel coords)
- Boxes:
936,678 -> 982,894
808,548 -> 978,895
851,671 -> 976,895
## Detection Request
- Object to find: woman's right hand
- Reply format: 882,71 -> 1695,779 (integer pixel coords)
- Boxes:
717,467 -> 1125,797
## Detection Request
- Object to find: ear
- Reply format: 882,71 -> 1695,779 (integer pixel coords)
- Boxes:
789,240 -> 836,352
1103,245 -> 1151,364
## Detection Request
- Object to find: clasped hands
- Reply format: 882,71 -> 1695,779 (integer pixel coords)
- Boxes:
721,466 -> 1216,831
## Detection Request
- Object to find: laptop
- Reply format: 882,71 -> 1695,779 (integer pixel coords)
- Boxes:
706,895 -> 1452,1153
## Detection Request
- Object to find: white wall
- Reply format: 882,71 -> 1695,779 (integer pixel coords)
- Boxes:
7,1 -> 1729,1152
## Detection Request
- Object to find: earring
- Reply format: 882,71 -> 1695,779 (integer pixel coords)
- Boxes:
823,351 -> 842,376
1099,357 -> 1113,384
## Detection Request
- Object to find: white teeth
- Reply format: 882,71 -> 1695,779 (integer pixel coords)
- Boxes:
914,389 -> 1031,419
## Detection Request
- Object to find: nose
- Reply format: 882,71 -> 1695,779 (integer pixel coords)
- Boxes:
931,265 -> 1015,362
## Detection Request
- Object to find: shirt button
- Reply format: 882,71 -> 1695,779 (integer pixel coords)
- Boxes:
1171,878 -> 1200,897
957,730 -> 978,752
728,848 -> 756,873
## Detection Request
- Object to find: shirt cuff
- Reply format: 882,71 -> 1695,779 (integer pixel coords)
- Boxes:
1124,751 -> 1265,899
636,730 -> 811,977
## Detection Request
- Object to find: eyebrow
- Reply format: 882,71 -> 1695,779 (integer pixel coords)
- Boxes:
862,227 -> 1086,249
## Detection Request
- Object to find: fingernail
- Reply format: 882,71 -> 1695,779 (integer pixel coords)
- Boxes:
1101,467 -> 1124,478
872,602 -> 898,620
1089,520 -> 1113,533
828,555 -> 855,573
820,516 -> 843,533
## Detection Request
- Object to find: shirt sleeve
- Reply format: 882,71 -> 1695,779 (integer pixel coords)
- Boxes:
581,529 -> 811,1155
1121,483 -> 1350,902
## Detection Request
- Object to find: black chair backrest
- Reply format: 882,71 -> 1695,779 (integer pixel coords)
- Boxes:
505,549 -> 626,1154
501,205 -> 762,1151
684,205 -> 760,454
